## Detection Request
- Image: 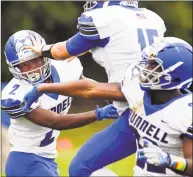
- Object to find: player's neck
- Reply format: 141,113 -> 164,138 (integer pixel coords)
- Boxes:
149,89 -> 182,105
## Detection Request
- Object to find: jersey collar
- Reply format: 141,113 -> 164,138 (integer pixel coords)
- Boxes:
44,65 -> 60,100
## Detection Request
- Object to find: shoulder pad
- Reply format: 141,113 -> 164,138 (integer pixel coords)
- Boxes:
2,79 -> 33,101
121,64 -> 144,108
77,13 -> 99,40
171,93 -> 193,136
144,9 -> 166,34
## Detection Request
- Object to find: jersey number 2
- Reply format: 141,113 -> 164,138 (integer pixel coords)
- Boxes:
40,130 -> 55,147
9,84 -> 20,95
137,28 -> 159,51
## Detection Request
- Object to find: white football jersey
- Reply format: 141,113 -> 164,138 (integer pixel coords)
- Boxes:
121,66 -> 192,176
1,58 -> 83,159
80,5 -> 166,114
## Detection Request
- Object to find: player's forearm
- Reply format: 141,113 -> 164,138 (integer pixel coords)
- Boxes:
89,82 -> 126,101
181,136 -> 193,176
50,41 -> 71,60
184,159 -> 192,176
37,80 -> 96,99
54,111 -> 96,130
27,108 -> 96,130
37,81 -> 125,101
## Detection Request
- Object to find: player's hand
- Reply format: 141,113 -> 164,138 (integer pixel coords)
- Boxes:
22,85 -> 43,112
137,139 -> 170,167
95,104 -> 119,121
23,34 -> 43,55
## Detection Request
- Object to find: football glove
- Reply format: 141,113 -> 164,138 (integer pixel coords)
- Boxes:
96,104 -> 119,121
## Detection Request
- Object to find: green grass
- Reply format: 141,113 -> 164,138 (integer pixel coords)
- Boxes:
56,120 -> 135,176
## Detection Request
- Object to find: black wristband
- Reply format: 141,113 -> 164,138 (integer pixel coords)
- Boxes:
41,44 -> 54,58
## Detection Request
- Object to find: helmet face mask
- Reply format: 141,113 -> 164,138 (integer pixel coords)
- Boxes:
132,57 -> 172,90
83,1 -> 98,12
5,30 -> 52,85
8,56 -> 51,85
131,37 -> 193,91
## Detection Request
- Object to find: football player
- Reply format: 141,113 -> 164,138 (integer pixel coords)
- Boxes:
23,37 -> 193,176
122,37 -> 192,176
23,1 -> 167,176
1,30 -> 119,177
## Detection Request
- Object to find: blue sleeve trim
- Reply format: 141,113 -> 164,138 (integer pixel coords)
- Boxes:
183,133 -> 193,139
77,14 -> 100,40
66,32 -> 109,56
1,99 -> 23,110
184,123 -> 193,138
180,123 -> 193,139
1,99 -> 29,119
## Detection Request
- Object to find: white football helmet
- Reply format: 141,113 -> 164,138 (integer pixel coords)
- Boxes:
83,1 -> 138,12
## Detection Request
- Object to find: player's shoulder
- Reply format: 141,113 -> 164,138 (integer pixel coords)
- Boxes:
79,6 -> 124,26
168,93 -> 192,118
143,8 -> 164,23
173,93 -> 192,106
167,93 -> 192,136
51,57 -> 82,68
67,57 -> 83,68
51,57 -> 83,82
80,6 -> 112,22
1,78 -> 34,118
2,78 -> 32,100
174,93 -> 192,111
77,6 -> 124,39
77,11 -> 100,40
121,64 -> 144,107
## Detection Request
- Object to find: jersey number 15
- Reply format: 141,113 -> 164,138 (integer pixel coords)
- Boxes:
137,28 -> 159,51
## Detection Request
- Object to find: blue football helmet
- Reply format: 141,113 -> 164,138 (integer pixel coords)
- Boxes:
4,30 -> 51,85
131,37 -> 192,90
83,1 -> 138,12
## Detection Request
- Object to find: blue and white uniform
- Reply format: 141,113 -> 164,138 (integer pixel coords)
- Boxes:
67,2 -> 166,176
121,35 -> 193,176
67,2 -> 166,114
1,58 -> 83,176
121,65 -> 192,176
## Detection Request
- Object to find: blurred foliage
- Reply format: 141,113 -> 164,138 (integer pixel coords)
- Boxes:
1,1 -> 192,81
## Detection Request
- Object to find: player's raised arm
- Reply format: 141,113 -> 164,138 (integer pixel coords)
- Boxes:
23,33 -> 71,60
24,32 -> 109,61
24,10 -> 111,61
26,104 -> 119,130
